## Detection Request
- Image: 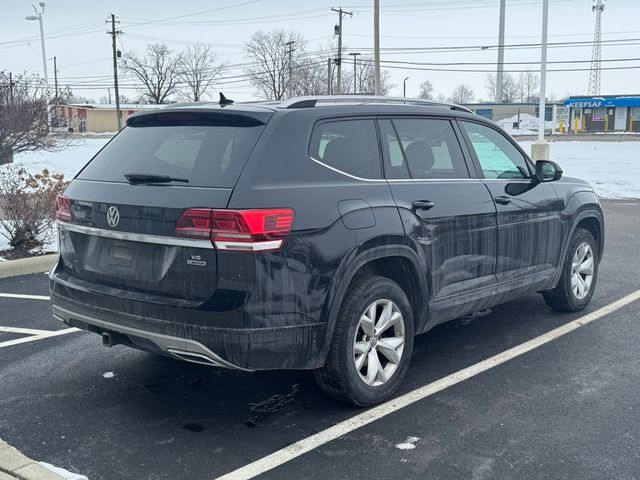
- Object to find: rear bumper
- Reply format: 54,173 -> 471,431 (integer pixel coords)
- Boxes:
50,288 -> 327,371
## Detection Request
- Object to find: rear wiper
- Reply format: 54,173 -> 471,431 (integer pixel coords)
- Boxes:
124,173 -> 189,184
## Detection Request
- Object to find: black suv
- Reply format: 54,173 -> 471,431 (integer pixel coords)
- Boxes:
50,96 -> 604,405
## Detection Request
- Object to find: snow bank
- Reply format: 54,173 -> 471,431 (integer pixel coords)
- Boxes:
497,113 -> 555,135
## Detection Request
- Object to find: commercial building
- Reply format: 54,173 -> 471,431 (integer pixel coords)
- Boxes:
563,95 -> 640,133
53,103 -> 161,133
460,102 -> 560,122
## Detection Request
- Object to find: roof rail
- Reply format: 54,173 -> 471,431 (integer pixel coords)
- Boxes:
279,95 -> 474,114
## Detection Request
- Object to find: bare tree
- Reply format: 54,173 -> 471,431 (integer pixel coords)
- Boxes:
418,80 -> 434,100
449,84 -> 475,104
178,43 -> 225,102
0,72 -> 64,165
245,30 -> 305,100
124,44 -> 182,104
435,93 -> 447,103
518,70 -> 540,102
485,73 -> 521,103
341,55 -> 393,95
292,57 -> 329,96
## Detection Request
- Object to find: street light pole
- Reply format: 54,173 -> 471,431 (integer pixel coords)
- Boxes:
531,0 -> 550,161
403,76 -> 409,98
538,0 -> 549,141
26,2 -> 48,84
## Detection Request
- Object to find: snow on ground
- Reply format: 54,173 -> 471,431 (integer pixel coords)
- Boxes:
518,140 -> 640,199
395,436 -> 421,450
39,462 -> 88,480
11,138 -> 110,180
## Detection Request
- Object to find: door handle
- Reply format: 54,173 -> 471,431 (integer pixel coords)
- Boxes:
494,195 -> 511,205
412,200 -> 435,211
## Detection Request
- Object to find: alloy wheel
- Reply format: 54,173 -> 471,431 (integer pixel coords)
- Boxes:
571,242 -> 594,300
353,299 -> 405,387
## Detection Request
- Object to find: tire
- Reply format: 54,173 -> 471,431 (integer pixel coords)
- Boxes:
314,275 -> 414,406
543,228 -> 598,312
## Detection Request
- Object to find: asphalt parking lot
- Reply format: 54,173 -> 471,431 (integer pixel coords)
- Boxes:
1,200 -> 639,480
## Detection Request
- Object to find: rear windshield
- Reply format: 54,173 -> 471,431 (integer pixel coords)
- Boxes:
77,112 -> 267,188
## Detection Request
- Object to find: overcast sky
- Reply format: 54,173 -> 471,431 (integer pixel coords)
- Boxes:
1,0 -> 638,102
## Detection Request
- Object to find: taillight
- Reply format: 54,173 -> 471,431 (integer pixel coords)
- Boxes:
55,195 -> 71,222
175,208 -> 294,252
175,209 -> 213,239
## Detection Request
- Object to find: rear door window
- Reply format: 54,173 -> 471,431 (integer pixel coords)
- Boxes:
77,112 -> 268,188
310,119 -> 382,179
380,117 -> 469,179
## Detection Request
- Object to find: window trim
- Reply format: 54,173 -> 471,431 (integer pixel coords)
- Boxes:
307,116 -> 384,181
456,118 -> 535,180
377,115 -> 473,181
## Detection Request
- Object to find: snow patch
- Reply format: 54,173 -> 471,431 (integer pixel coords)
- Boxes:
102,371 -> 115,379
498,113 -> 555,136
39,462 -> 88,480
395,436 -> 420,450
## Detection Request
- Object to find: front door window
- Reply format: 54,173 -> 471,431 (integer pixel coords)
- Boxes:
460,122 -> 531,179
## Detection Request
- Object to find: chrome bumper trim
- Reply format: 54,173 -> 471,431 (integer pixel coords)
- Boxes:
58,221 -> 213,250
52,304 -> 252,372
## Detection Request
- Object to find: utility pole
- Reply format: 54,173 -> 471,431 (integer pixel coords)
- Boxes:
332,7 -> 353,95
496,0 -> 506,102
108,88 -> 112,104
285,40 -> 295,99
53,56 -> 58,100
373,0 -> 381,95
107,14 -> 122,130
349,52 -> 361,94
327,57 -> 333,95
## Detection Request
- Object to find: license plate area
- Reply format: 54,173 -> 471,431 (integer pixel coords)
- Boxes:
107,244 -> 134,267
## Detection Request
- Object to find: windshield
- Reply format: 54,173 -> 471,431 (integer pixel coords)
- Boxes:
76,112 -> 267,188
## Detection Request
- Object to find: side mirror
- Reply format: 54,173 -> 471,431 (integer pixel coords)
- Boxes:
535,160 -> 563,183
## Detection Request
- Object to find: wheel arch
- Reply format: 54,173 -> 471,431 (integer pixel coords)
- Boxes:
316,243 -> 428,367
551,204 -> 604,288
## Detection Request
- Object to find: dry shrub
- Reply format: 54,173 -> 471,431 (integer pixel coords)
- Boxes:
0,165 -> 68,250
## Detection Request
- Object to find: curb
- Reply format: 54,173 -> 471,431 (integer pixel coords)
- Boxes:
0,255 -> 57,280
0,440 -> 65,480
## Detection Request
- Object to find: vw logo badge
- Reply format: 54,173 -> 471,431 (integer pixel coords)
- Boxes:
106,206 -> 120,228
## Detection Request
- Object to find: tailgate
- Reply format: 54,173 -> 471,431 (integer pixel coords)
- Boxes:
58,189 -> 229,301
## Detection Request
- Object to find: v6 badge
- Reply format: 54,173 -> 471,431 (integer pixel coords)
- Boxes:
186,254 -> 207,267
